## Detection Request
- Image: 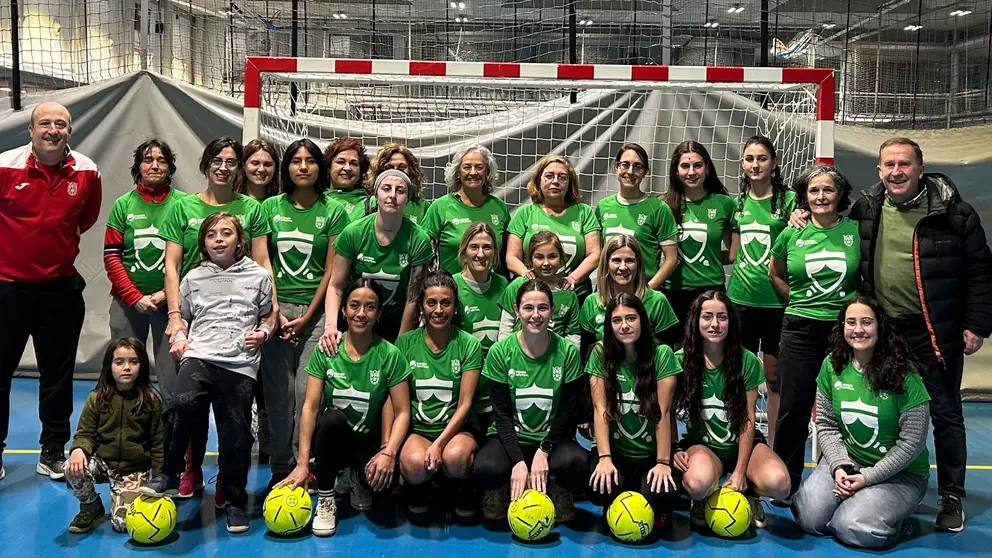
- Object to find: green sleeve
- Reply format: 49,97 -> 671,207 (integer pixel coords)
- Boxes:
579,296 -> 598,334
657,201 -> 678,242
385,344 -> 412,386
771,226 -> 794,261
326,199 -> 349,237
674,348 -> 685,367
562,337 -> 583,382
585,342 -> 605,377
158,200 -> 186,244
652,292 -> 679,334
580,203 -> 602,235
815,357 -> 835,396
420,197 -> 443,237
499,277 -> 522,313
730,196 -> 742,232
654,345 -> 682,380
409,225 -> 434,266
562,291 -> 581,337
898,372 -> 931,413
69,392 -> 101,457
246,198 -> 270,238
106,195 -> 128,233
482,340 -> 508,383
463,334 -> 483,372
742,350 -> 764,391
783,190 -> 798,215
305,347 -> 330,380
333,221 -> 360,261
393,330 -> 414,354
507,205 -> 529,239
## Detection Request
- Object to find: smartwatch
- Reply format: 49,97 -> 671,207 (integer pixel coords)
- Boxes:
539,439 -> 554,454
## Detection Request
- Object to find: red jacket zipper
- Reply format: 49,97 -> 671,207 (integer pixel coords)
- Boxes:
911,224 -> 944,365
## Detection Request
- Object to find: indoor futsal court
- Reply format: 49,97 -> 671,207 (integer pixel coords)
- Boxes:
2,0 -> 992,556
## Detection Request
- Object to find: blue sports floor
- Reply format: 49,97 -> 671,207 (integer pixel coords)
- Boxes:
1,379 -> 990,557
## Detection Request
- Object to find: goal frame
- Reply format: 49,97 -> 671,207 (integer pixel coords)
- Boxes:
242,56 -> 835,165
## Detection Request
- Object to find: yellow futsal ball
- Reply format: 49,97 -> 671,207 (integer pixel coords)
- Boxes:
704,488 -> 752,538
606,491 -> 655,542
263,485 -> 313,534
126,494 -> 176,544
507,489 -> 556,541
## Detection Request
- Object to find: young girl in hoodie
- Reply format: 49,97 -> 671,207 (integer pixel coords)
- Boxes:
65,337 -> 164,533
142,212 -> 275,534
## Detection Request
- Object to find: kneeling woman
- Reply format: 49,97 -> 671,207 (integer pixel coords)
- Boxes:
396,271 -> 483,516
674,291 -> 790,529
279,279 -> 411,537
792,297 -> 930,549
473,280 -> 588,522
587,293 -> 681,527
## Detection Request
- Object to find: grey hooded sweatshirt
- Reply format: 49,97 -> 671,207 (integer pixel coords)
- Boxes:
179,256 -> 273,379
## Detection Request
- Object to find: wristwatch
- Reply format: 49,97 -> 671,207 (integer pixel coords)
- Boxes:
539,439 -> 554,454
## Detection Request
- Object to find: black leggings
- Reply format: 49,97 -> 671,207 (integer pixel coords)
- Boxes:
472,436 -> 588,490
312,408 -> 399,493
587,452 -> 680,513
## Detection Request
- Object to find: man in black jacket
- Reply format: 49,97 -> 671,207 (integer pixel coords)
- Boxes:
791,137 -> 992,532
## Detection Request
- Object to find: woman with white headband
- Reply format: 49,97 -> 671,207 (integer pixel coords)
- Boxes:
320,169 -> 434,348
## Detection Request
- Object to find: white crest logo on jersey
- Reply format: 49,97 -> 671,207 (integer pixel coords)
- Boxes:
331,386 -> 372,433
556,234 -> 579,269
235,214 -> 247,226
617,388 -> 652,442
363,270 -> 404,306
570,221 -> 580,232
315,216 -> 326,229
552,366 -> 562,382
67,182 -> 78,196
707,208 -> 717,219
840,398 -> 886,453
595,314 -> 605,324
275,229 -> 316,279
677,221 -> 710,266
399,254 -> 409,267
738,222 -> 772,268
369,369 -> 380,385
131,225 -> 167,272
515,384 -> 555,433
344,202 -> 355,214
701,394 -> 735,444
804,249 -> 849,298
451,359 -> 461,375
415,374 -> 454,423
491,214 -> 500,226
844,234 -> 854,247
637,214 -> 647,226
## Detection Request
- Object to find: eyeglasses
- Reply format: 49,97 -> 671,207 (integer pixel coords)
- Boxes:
542,172 -> 569,183
210,158 -> 240,170
617,161 -> 645,173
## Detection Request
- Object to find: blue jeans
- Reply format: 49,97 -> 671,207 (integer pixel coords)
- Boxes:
792,460 -> 927,549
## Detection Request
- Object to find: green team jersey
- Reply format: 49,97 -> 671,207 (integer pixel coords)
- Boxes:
586,342 -> 682,459
771,217 -> 861,321
369,197 -> 432,226
508,202 -> 602,301
421,193 -> 512,275
579,288 -> 679,340
676,348 -> 763,460
454,272 -> 509,415
324,188 -> 369,223
158,193 -> 270,277
106,188 -> 187,294
304,335 -> 411,435
596,194 -> 678,280
499,277 -> 580,339
816,358 -> 930,478
482,332 -> 583,446
333,214 -> 434,324
665,192 -> 736,290
727,191 -> 797,308
395,327 -> 483,439
262,194 -> 349,305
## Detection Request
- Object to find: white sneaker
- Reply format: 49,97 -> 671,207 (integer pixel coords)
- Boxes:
312,494 -> 338,537
0,464 -> 5,481
348,467 -> 372,511
548,480 -> 575,523
482,485 -> 508,520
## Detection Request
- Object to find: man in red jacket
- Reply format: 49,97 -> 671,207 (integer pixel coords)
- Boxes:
0,102 -> 102,483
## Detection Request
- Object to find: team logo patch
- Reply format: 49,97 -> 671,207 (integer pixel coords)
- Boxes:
451,359 -> 461,374
553,366 -> 563,382
67,182 -> 78,196
491,214 -> 500,226
571,221 -> 580,232
235,214 -> 247,226
637,214 -> 647,226
370,369 -> 380,385
707,208 -> 717,219
844,234 -> 854,247
595,314 -> 605,324
315,216 -> 326,229
399,254 -> 409,267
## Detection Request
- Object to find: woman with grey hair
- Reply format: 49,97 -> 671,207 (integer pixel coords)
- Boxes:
422,145 -> 511,275
767,163 -> 861,500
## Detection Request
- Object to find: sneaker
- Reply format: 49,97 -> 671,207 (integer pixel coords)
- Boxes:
748,494 -> 766,529
214,474 -> 226,509
482,485 -> 509,520
454,482 -> 478,518
176,469 -> 203,499
406,482 -> 430,514
690,500 -> 707,527
348,468 -> 372,511
548,481 -> 576,523
312,493 -> 338,537
37,447 -> 66,480
770,494 -> 794,508
334,469 -> 350,496
226,505 -> 250,534
140,474 -> 180,497
68,500 -> 105,533
935,494 -> 965,533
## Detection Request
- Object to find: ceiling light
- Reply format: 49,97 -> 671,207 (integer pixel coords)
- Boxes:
950,10 -> 972,17
904,24 -> 923,31
704,20 -> 720,28
727,5 -> 744,13
450,2 -> 457,7
821,22 -> 837,29
458,2 -> 466,9
579,19 -> 593,26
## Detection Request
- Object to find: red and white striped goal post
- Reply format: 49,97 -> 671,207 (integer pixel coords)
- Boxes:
242,56 -> 835,165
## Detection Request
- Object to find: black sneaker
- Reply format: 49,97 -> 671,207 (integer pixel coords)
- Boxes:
454,482 -> 478,518
37,447 -> 66,480
935,494 -> 964,533
406,482 -> 430,514
139,474 -> 180,497
226,505 -> 250,534
68,500 -> 106,533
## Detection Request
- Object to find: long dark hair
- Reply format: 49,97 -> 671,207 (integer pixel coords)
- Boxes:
664,141 -> 728,225
828,296 -> 919,394
130,139 -> 177,185
737,136 -> 788,217
416,269 -> 460,322
281,138 -> 329,195
97,337 -> 162,415
601,293 -> 661,424
676,290 -> 748,435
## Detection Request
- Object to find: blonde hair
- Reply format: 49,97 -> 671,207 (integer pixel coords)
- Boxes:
457,222 -> 500,272
526,155 -> 581,205
595,235 -> 647,306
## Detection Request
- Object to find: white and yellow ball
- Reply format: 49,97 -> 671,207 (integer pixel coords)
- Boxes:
507,489 -> 555,541
263,485 -> 313,534
606,491 -> 655,542
704,488 -> 752,538
126,494 -> 176,544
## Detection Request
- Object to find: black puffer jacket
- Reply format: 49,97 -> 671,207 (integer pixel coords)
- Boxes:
850,173 -> 992,362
